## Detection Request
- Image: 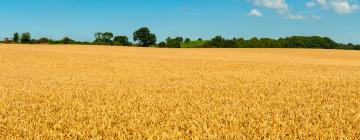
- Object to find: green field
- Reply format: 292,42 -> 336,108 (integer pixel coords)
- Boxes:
181,41 -> 207,48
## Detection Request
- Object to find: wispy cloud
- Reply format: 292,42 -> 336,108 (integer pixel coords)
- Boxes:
306,1 -> 316,8
311,15 -> 322,20
288,14 -> 307,20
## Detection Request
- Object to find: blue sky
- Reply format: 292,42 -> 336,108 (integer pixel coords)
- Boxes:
0,0 -> 359,43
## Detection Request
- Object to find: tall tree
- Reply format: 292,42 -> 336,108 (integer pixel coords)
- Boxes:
133,27 -> 156,47
13,32 -> 19,43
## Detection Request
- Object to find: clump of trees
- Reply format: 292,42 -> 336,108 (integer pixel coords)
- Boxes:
36,37 -> 50,44
1,27 -> 158,47
201,35 -> 352,50
278,36 -> 338,49
203,36 -> 237,48
60,37 -> 76,44
1,27 -> 360,50
113,36 -> 131,46
157,37 -> 189,48
93,32 -> 132,46
157,37 -> 182,48
94,32 -> 114,45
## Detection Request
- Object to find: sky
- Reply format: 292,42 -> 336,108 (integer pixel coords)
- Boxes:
0,0 -> 359,43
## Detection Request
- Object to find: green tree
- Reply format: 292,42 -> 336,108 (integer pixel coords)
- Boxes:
354,45 -> 360,50
235,38 -> 246,48
223,40 -> 238,48
113,36 -> 131,46
279,36 -> 338,49
204,36 -> 225,48
248,37 -> 259,48
166,37 -> 181,48
20,32 -> 31,43
174,37 -> 184,42
37,37 -> 50,44
94,32 -> 114,43
202,36 -> 238,48
185,38 -> 191,44
13,33 -> 19,43
158,42 -> 167,48
60,37 -> 75,44
133,27 -> 156,47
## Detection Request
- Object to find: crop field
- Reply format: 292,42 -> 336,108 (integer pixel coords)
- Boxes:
0,44 -> 360,139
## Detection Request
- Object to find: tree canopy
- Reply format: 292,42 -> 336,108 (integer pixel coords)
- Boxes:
20,32 -> 31,43
94,32 -> 114,44
113,36 -> 131,46
133,27 -> 156,47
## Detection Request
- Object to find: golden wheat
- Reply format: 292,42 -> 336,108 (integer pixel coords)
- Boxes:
0,44 -> 359,139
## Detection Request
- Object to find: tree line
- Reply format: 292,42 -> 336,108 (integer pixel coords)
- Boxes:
201,36 -> 360,50
1,27 -> 359,50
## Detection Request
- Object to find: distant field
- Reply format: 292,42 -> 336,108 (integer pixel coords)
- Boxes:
181,40 -> 206,48
0,44 -> 359,139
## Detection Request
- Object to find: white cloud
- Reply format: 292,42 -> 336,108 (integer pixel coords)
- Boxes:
288,14 -> 307,20
308,0 -> 359,14
248,0 -> 308,20
247,0 -> 351,19
306,1 -> 316,7
330,0 -> 359,14
317,0 -> 328,6
248,9 -> 263,17
250,0 -> 289,13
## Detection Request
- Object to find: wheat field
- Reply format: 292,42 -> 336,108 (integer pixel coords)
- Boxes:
0,44 -> 359,139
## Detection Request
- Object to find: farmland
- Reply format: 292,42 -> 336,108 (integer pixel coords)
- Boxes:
0,44 -> 360,139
